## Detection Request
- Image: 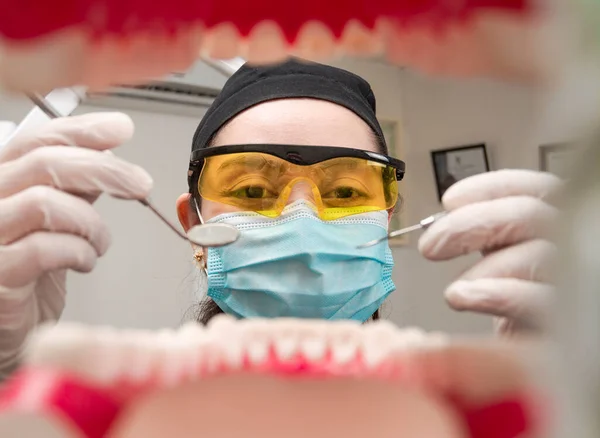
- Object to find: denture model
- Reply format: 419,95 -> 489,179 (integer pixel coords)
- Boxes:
0,315 -> 545,438
0,0 -> 559,93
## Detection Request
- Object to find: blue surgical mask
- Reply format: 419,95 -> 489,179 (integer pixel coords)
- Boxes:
204,201 -> 395,321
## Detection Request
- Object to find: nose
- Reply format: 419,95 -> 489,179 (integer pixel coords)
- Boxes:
286,180 -> 318,205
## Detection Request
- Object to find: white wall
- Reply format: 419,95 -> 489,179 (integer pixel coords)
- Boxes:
63,108 -> 202,328
0,60 -> 566,334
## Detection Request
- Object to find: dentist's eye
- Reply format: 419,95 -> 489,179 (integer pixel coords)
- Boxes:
325,187 -> 361,199
232,186 -> 275,199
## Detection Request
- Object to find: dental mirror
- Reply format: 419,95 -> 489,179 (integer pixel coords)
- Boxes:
187,223 -> 240,247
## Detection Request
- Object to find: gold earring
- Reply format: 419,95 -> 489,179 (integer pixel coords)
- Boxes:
194,250 -> 209,270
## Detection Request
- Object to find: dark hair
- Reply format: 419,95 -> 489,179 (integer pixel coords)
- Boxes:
190,127 -> 393,325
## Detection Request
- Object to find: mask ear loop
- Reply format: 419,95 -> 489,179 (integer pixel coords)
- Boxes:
193,197 -> 208,275
194,196 -> 205,225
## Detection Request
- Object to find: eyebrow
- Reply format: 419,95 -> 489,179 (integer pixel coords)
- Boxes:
319,158 -> 384,171
217,155 -> 270,171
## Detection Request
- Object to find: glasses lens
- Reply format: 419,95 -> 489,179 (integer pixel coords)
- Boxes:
198,152 -> 398,219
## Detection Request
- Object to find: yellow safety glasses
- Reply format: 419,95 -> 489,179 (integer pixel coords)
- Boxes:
188,144 -> 405,221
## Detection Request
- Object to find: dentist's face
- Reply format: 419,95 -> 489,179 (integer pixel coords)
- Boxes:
200,98 -> 379,220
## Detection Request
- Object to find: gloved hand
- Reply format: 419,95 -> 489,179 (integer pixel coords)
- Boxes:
0,112 -> 153,378
418,169 -> 562,336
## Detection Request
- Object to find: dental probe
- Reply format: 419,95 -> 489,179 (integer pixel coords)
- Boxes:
357,211 -> 448,248
27,92 -> 240,248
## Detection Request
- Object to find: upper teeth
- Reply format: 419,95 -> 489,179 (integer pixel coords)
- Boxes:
24,316 -> 447,387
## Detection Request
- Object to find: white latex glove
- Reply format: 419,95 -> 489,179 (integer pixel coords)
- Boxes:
418,169 -> 562,336
0,113 -> 153,378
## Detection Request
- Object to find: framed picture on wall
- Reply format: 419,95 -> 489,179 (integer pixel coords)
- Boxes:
431,143 -> 490,202
539,143 -> 576,178
379,119 -> 408,246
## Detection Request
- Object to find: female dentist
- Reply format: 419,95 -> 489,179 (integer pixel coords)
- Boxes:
0,59 -> 560,379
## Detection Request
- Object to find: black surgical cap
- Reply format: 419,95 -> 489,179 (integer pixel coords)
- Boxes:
191,57 -> 386,153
